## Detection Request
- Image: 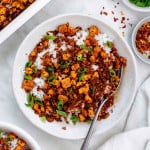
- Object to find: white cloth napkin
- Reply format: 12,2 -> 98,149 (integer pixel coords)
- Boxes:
98,75 -> 150,150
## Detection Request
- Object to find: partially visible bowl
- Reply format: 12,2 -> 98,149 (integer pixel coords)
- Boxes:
122,0 -> 150,12
13,14 -> 137,139
0,122 -> 41,150
132,16 -> 150,64
0,0 -> 51,45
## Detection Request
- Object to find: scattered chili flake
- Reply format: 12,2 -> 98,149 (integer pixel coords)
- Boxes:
121,17 -> 126,24
114,17 -> 119,22
103,11 -> 108,16
62,127 -> 67,130
129,23 -> 133,27
111,11 -> 115,14
121,25 -> 126,29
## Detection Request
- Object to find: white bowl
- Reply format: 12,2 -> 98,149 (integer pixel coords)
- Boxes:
0,122 -> 41,150
13,14 -> 137,140
132,16 -> 150,64
122,0 -> 150,12
0,0 -> 51,45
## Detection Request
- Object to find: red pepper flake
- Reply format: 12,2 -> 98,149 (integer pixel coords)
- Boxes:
62,126 -> 67,130
114,17 -> 119,22
117,2 -> 120,5
103,11 -> 108,16
121,25 -> 126,29
111,11 -> 115,14
114,5 -> 117,8
100,11 -> 103,15
129,23 -> 133,27
121,17 -> 126,23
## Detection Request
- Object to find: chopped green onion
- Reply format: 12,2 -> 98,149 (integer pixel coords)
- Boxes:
0,130 -> 2,139
48,73 -> 56,80
79,44 -> 92,52
44,35 -> 57,40
91,86 -> 96,95
79,72 -> 85,81
8,135 -> 12,141
68,87 -> 73,94
60,63 -> 68,69
70,116 -> 79,125
25,94 -> 43,108
109,68 -> 116,77
25,61 -> 32,68
56,110 -> 67,117
77,67 -> 88,73
25,96 -> 34,108
6,141 -> 11,145
48,67 -> 54,72
33,97 -> 44,106
57,100 -> 64,111
33,67 -> 38,73
5,135 -> 13,145
87,119 -> 92,124
48,81 -> 54,85
24,75 -> 32,80
40,116 -> 46,123
60,60 -> 72,69
106,41 -> 113,48
77,54 -> 83,61
78,67 -> 88,81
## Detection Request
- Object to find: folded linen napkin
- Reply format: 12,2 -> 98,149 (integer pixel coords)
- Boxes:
98,75 -> 150,150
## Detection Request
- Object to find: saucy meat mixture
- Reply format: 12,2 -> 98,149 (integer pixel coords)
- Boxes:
22,23 -> 126,125
0,0 -> 35,30
0,130 -> 31,150
135,22 -> 150,59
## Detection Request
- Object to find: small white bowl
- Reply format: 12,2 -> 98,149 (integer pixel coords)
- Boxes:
122,0 -> 150,12
132,16 -> 150,64
0,122 -> 41,150
13,14 -> 137,139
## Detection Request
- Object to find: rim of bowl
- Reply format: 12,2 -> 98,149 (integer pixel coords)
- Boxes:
13,13 -> 137,140
0,122 -> 41,150
132,16 -> 150,64
122,0 -> 150,12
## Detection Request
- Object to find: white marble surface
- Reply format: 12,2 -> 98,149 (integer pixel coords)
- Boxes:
0,0 -> 150,150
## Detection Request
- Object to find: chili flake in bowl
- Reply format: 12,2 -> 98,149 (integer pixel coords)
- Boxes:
13,14 -> 137,139
132,16 -> 150,64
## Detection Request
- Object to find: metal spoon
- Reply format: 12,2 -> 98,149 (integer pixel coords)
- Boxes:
80,66 -> 123,150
